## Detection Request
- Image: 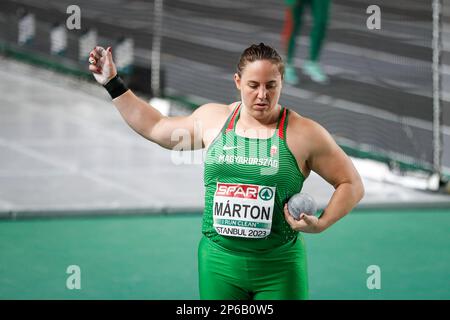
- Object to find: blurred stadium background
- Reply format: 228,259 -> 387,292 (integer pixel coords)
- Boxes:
2,0 -> 450,178
0,0 -> 449,300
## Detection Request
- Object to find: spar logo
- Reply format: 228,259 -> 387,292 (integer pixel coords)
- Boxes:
259,187 -> 274,201
216,183 -> 259,199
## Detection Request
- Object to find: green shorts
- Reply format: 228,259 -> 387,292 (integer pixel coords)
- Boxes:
198,235 -> 309,300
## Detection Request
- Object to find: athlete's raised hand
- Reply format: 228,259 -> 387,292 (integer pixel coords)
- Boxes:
88,46 -> 117,85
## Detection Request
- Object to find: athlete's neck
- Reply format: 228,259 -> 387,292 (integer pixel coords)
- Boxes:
239,103 -> 280,128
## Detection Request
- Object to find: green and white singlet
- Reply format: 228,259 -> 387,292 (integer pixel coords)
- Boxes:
202,102 -> 306,252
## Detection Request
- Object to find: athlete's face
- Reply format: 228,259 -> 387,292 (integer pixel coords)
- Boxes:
234,60 -> 283,120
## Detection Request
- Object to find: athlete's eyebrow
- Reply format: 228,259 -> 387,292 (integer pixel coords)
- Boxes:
247,80 -> 277,84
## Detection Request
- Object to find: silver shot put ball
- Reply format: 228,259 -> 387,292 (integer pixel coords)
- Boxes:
287,193 -> 318,220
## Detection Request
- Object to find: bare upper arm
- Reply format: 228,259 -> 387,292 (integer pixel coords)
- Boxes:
305,120 -> 360,188
287,114 -> 360,188
149,103 -> 229,150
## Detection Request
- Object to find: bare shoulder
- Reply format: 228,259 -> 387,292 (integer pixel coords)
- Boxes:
191,102 -> 233,128
287,109 -> 331,141
192,102 -> 237,148
286,109 -> 335,176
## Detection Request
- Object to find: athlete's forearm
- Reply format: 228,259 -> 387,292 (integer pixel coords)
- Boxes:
88,46 -> 165,142
112,90 -> 165,142
318,180 -> 365,231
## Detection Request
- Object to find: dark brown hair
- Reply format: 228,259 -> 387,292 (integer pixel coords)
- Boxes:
236,43 -> 284,79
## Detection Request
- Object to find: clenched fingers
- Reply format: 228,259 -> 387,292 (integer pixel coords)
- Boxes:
88,46 -> 106,65
88,64 -> 102,74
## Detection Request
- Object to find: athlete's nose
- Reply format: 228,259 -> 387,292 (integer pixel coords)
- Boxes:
257,86 -> 268,100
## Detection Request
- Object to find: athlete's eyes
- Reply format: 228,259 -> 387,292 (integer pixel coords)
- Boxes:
248,83 -> 277,89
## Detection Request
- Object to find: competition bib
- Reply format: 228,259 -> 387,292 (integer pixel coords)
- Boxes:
213,182 -> 276,238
